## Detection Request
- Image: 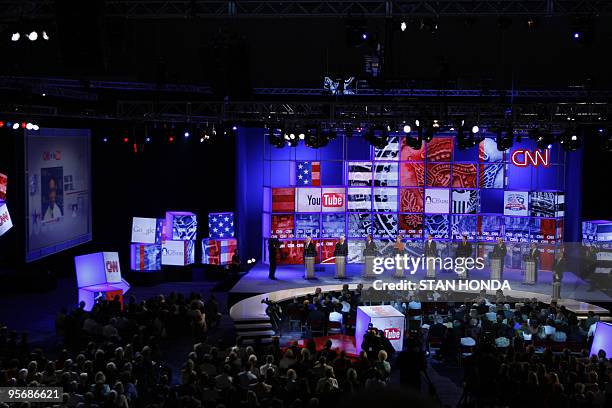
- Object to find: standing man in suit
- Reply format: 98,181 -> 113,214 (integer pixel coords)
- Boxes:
492,237 -> 508,274
424,234 -> 437,257
304,236 -> 317,257
334,235 -> 348,257
552,248 -> 566,300
456,235 -> 472,258
363,234 -> 378,256
456,235 -> 472,279
268,238 -> 280,280
527,242 -> 540,265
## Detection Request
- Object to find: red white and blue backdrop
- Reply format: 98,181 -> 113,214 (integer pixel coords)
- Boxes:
235,129 -> 583,271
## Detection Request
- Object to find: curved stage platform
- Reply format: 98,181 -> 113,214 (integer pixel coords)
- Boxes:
229,263 -> 611,340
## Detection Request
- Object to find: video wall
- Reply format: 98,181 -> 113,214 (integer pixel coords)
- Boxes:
25,128 -> 92,261
262,133 -> 566,266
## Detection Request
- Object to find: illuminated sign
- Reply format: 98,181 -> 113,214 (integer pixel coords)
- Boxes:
511,149 -> 550,167
384,327 -> 401,340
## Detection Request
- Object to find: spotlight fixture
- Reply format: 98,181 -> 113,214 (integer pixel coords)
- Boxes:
424,119 -> 440,142
364,125 -> 389,149
400,21 -> 407,32
536,130 -> 555,150
42,31 -> 49,40
559,127 -> 582,152
12,123 -> 19,129
11,33 -> 19,41
268,127 -> 285,148
405,135 -> 423,150
495,125 -> 514,151
168,136 -> 174,143
145,137 -> 151,143
102,137 -> 108,143
123,137 -> 129,143
184,131 -> 190,138
27,31 -> 38,41
471,125 -> 480,134
403,124 -> 411,134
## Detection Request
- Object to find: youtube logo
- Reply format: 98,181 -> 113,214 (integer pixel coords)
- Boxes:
384,328 -> 401,340
321,188 -> 345,212
323,193 -> 343,207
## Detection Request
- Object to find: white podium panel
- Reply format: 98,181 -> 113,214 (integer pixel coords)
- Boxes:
356,305 -> 405,353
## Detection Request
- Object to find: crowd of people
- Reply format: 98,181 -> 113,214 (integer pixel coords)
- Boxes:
0,285 -> 610,408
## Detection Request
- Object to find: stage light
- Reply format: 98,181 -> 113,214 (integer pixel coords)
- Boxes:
403,124 -> 411,133
42,31 -> 49,40
298,132 -> 305,140
184,131 -> 190,138
145,137 -> 151,143
32,124 -> 39,131
526,18 -> 538,29
123,137 -> 129,143
0,121 -> 3,128
168,136 -> 174,143
21,122 -> 26,129
289,133 -> 296,140
472,125 -> 480,134
361,33 -> 368,40
11,33 -> 19,41
12,123 -> 19,129
232,125 -> 238,131
42,93 -> 46,97
251,258 -> 256,263
26,123 -> 33,130
573,32 -> 580,40
495,126 -> 514,151
400,21 -> 407,32
27,31 -> 38,41
571,135 -> 577,141
102,137 -> 108,143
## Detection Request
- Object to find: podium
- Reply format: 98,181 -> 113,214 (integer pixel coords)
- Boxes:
426,258 -> 436,278
304,256 -> 316,279
552,282 -> 561,301
363,256 -> 375,278
394,261 -> 404,278
335,256 -> 346,279
490,257 -> 503,280
457,259 -> 468,280
524,260 -> 537,284
74,252 -> 130,311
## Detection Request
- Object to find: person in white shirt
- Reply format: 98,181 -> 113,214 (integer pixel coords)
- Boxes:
329,307 -> 343,325
43,177 -> 63,222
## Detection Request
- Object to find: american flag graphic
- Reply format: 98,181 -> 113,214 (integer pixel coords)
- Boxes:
272,188 -> 295,212
296,161 -> 321,186
208,212 -> 235,238
202,238 -> 237,265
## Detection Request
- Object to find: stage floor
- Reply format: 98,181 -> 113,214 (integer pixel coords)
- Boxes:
231,263 -> 612,303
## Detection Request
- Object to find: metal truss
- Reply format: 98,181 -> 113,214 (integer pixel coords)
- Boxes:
2,1 -> 611,20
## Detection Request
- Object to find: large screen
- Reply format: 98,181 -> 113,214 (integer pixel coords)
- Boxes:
25,128 -> 92,261
263,132 -> 566,265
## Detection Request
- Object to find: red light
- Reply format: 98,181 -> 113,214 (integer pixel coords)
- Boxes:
123,137 -> 129,143
169,136 -> 174,142
21,122 -> 27,129
0,121 -> 4,128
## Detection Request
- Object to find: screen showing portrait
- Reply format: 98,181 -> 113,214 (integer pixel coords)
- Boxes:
25,128 -> 92,261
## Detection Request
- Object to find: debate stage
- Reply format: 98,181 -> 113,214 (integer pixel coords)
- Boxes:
230,262 -> 612,303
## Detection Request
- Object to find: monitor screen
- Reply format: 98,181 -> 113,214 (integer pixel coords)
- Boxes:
25,128 -> 92,261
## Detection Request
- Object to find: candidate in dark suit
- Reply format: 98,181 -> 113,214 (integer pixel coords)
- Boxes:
526,242 -> 540,267
552,250 -> 567,283
491,237 -> 508,272
334,235 -> 349,257
456,235 -> 473,259
424,234 -> 437,257
268,238 -> 280,280
303,236 -> 317,257
363,234 -> 378,257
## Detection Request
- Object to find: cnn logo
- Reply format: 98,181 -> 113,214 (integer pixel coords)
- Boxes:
105,261 -> 119,273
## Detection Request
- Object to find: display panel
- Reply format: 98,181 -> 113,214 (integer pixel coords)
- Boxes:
26,128 -> 92,262
263,133 -> 566,265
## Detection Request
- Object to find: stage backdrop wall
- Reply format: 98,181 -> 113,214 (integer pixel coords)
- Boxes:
236,129 -> 584,269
